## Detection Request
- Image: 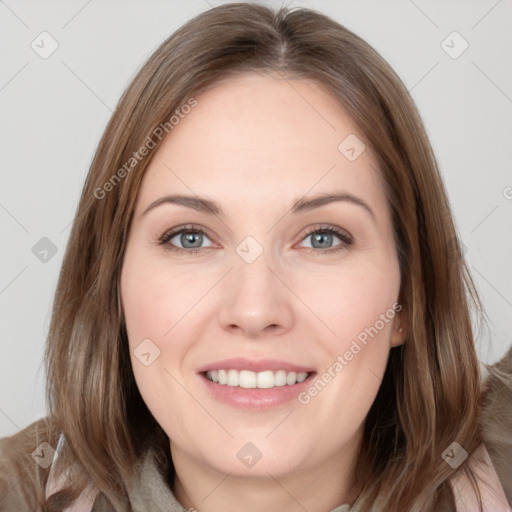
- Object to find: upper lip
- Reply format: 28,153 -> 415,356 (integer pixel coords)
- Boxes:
197,357 -> 315,374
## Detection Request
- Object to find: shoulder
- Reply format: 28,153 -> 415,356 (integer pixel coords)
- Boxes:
0,418 -> 50,511
451,442 -> 511,512
0,419 -> 101,512
480,346 -> 512,504
451,347 -> 512,512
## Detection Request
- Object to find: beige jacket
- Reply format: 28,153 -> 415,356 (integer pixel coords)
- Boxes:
1,432 -> 509,512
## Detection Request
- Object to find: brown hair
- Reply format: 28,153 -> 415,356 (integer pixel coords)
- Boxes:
2,3 -> 485,510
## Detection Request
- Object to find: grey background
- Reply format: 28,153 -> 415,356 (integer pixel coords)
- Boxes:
1,0 -> 511,438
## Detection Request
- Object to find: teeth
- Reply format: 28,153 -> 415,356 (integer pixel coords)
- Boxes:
274,370 -> 287,387
257,370 -> 274,389
296,372 -> 308,383
240,370 -> 257,388
227,369 -> 239,386
205,369 -> 309,388
286,371 -> 297,385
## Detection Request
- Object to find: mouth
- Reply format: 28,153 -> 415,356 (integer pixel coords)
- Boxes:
197,358 -> 316,409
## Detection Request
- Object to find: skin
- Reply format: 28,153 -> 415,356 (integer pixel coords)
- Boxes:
120,72 -> 405,512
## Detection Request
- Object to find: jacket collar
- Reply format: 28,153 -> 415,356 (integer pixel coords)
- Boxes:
128,446 -> 351,512
46,434 -> 351,511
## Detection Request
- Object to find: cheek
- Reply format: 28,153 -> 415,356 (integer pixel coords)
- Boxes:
121,252 -> 203,346
120,251 -> 188,383
120,252 -> 201,437
297,258 -> 400,415
301,258 -> 400,346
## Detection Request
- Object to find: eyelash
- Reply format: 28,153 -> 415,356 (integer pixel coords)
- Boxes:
157,223 -> 353,256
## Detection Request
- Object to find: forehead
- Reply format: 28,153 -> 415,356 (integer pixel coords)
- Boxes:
137,73 -> 385,214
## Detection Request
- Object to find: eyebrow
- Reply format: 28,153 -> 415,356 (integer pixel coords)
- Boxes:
142,192 -> 375,219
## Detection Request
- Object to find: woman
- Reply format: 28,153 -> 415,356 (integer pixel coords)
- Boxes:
1,3 -> 510,511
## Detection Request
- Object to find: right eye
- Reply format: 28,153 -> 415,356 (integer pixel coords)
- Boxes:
159,225 -> 216,254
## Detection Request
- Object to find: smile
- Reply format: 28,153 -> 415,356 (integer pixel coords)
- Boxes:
198,357 -> 316,409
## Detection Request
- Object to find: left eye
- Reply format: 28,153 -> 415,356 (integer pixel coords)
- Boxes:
298,226 -> 352,252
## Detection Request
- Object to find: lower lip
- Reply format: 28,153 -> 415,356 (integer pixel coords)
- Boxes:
199,372 -> 316,410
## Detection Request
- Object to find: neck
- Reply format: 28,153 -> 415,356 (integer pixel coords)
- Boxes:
170,438 -> 361,512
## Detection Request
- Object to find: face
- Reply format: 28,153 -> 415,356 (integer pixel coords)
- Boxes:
120,73 -> 404,483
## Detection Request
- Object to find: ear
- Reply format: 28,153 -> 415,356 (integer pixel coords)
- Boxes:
390,309 -> 407,348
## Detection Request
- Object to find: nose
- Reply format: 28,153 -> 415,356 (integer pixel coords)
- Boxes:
217,248 -> 294,339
